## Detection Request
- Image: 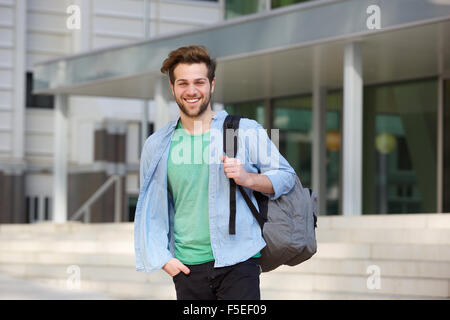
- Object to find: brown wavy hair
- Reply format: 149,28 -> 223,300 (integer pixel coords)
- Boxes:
160,45 -> 216,84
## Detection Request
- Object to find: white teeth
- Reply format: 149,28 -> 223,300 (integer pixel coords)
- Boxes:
186,98 -> 200,103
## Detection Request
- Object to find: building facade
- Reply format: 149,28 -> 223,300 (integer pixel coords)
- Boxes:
0,0 -> 223,223
0,0 -> 449,223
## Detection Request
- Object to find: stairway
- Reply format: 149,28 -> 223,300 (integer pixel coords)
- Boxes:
0,214 -> 449,299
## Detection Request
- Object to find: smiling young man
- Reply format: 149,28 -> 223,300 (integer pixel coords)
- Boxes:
134,45 -> 296,300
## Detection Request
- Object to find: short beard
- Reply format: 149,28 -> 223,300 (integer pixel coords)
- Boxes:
176,91 -> 212,119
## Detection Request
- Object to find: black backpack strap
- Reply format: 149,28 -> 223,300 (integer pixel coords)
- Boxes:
237,185 -> 266,230
223,115 -> 241,235
223,115 -> 267,234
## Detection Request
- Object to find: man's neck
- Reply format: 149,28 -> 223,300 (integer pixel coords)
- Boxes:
179,107 -> 216,135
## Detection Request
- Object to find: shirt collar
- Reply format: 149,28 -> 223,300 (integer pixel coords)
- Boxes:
169,109 -> 228,129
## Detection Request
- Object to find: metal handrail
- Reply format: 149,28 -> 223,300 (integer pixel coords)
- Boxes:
70,175 -> 122,223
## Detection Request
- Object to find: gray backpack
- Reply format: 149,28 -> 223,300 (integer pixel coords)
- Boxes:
224,115 -> 318,272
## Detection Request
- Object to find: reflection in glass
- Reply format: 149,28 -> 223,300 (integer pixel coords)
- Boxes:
363,78 -> 437,214
224,101 -> 265,127
271,0 -> 312,9
273,93 -> 342,215
443,80 -> 450,212
225,0 -> 266,19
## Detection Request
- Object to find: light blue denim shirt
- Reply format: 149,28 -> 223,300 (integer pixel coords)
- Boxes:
134,110 -> 296,273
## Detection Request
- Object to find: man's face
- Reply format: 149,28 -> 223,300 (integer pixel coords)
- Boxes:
170,63 -> 216,118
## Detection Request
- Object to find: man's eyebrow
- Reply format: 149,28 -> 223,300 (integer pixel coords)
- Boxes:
175,77 -> 208,83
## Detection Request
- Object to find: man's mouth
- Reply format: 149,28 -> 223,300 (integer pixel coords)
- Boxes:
184,97 -> 201,104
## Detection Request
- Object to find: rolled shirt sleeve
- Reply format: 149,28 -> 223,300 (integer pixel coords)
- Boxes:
244,120 -> 296,200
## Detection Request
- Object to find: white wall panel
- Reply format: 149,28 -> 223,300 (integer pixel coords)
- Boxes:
126,122 -> 139,164
25,110 -> 54,134
94,16 -> 144,36
0,6 -> 14,26
161,1 -> 221,24
0,89 -> 11,109
27,32 -> 70,55
0,48 -> 12,66
0,27 -> 13,46
158,21 -> 198,34
126,173 -> 139,194
26,52 -> 60,70
27,0 -> 69,12
25,173 -> 53,196
0,132 -> 11,151
27,12 -> 70,34
73,120 -> 93,164
25,134 -> 53,155
94,0 -> 146,17
0,69 -> 12,87
92,35 -> 136,49
0,110 -> 11,129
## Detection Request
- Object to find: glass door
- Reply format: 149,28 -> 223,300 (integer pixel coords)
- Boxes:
444,79 -> 450,212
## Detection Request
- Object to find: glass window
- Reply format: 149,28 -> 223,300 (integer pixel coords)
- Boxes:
273,92 -> 342,215
224,101 -> 266,127
128,196 -> 138,222
225,0 -> 266,19
444,79 -> 450,212
26,72 -> 54,109
271,0 -> 311,9
363,78 -> 438,214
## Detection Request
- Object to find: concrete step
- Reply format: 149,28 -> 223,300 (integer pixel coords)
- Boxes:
0,263 -> 169,285
316,228 -> 450,244
6,265 -> 447,300
1,261 -> 448,299
0,240 -> 134,254
260,272 -> 449,298
0,222 -> 133,235
275,258 -> 450,279
260,288 -> 442,300
2,241 -> 450,262
3,228 -> 450,245
317,214 -> 450,230
2,250 -> 450,280
31,277 -> 176,300
315,243 -> 450,261
0,251 -> 134,267
0,272 -> 116,300
0,214 -> 449,236
35,277 -> 440,300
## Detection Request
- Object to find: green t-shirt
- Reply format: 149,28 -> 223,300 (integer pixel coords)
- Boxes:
167,121 -> 214,265
167,120 -> 261,265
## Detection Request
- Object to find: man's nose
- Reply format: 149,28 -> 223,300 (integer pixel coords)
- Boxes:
185,84 -> 198,96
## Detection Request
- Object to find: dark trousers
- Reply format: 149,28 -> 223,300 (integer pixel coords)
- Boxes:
172,258 -> 261,300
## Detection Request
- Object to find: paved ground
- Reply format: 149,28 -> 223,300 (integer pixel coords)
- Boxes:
0,272 -> 116,300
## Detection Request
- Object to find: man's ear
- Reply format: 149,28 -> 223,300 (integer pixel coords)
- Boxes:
169,81 -> 175,97
210,77 -> 216,94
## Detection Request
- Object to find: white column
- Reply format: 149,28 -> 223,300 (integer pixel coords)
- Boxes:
71,0 -> 91,53
312,85 -> 327,216
342,42 -> 363,216
53,94 -> 69,223
154,77 -> 171,131
141,101 -> 149,149
12,0 -> 26,161
141,0 -> 150,150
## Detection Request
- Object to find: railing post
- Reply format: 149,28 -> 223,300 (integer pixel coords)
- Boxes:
114,176 -> 122,223
84,207 -> 90,223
